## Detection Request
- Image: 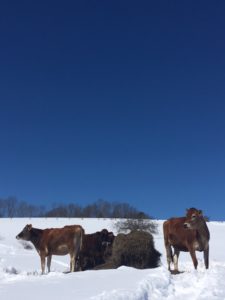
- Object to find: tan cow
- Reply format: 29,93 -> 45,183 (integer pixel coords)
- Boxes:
16,224 -> 84,274
163,208 -> 210,274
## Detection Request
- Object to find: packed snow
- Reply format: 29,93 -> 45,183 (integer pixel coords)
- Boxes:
0,218 -> 225,300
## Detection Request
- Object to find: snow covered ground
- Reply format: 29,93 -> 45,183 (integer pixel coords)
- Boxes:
0,218 -> 225,300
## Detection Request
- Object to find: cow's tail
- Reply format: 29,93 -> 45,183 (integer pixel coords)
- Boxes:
74,226 -> 84,271
163,221 -> 173,264
79,227 -> 84,252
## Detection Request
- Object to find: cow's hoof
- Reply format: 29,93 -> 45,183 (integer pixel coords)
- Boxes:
170,270 -> 184,275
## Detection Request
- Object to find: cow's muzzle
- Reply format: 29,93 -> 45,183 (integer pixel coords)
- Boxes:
183,223 -> 190,229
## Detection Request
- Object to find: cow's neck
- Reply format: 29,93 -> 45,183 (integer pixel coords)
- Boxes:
196,219 -> 210,249
29,228 -> 43,250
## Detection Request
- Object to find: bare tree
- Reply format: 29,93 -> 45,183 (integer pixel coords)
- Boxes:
5,197 -> 18,218
95,199 -> 112,218
45,205 -> 68,217
114,213 -> 158,235
0,198 -> 7,217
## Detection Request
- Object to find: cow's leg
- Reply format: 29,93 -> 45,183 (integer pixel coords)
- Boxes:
165,244 -> 173,271
47,255 -> 52,273
189,248 -> 198,269
204,246 -> 209,269
40,255 -> 46,274
69,232 -> 83,272
76,254 -> 82,271
72,237 -> 81,271
69,253 -> 76,272
173,249 -> 180,272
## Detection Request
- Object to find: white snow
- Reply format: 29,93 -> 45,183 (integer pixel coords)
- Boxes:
0,218 -> 225,300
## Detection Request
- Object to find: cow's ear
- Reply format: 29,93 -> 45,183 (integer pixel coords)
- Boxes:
198,210 -> 203,216
27,224 -> 32,231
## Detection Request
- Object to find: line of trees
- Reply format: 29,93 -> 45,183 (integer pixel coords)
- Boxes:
0,197 -> 45,218
0,197 -> 150,219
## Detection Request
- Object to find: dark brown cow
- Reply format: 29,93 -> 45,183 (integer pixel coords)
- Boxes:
16,224 -> 84,274
78,229 -> 115,270
163,208 -> 210,273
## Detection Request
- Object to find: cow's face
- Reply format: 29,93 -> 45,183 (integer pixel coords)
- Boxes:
100,229 -> 108,238
100,230 -> 115,247
184,208 -> 203,229
107,232 -> 115,244
16,224 -> 32,240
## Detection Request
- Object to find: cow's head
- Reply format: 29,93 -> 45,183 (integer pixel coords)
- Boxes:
100,229 -> 115,247
107,232 -> 115,244
16,224 -> 33,240
184,208 -> 203,229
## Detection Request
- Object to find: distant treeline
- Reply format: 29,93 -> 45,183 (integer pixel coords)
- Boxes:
0,197 -> 149,219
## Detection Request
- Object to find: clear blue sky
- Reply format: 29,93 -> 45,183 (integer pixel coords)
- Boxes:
0,1 -> 225,220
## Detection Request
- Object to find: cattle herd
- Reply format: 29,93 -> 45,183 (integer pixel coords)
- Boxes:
15,207 -> 210,275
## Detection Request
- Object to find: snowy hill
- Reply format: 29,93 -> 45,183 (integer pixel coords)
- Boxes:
0,218 -> 225,300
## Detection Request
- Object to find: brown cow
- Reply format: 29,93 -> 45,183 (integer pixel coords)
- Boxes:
163,208 -> 210,274
16,224 -> 84,274
78,229 -> 115,270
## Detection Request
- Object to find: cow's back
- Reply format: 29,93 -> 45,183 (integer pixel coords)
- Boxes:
42,225 -> 83,255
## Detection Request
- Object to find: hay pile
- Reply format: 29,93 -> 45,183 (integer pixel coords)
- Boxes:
96,230 -> 161,270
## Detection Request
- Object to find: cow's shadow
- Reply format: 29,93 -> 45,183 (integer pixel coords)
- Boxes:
170,270 -> 185,275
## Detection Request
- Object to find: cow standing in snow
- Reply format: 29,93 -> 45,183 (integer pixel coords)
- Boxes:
163,208 -> 210,273
16,224 -> 84,274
